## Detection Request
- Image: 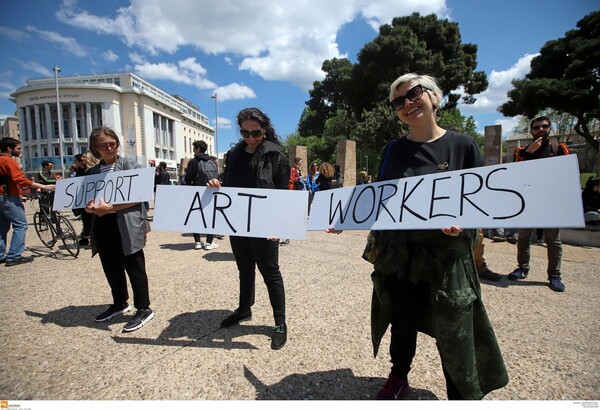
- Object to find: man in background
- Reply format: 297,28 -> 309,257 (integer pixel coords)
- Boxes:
1,138 -> 55,266
508,116 -> 570,292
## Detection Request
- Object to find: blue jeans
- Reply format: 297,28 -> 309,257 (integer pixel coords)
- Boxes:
0,196 -> 28,261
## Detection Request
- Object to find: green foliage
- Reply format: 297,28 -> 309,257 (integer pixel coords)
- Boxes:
283,132 -> 330,165
500,11 -> 600,151
438,107 -> 484,148
296,12 -> 489,167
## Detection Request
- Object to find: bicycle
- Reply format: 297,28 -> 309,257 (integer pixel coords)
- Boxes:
33,191 -> 80,257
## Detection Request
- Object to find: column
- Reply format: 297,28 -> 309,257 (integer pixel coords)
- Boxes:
85,102 -> 92,137
70,102 -> 78,139
337,140 -> 356,187
33,104 -> 41,141
24,106 -> 33,142
44,104 -> 53,141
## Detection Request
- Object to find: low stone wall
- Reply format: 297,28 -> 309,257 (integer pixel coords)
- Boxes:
561,228 -> 600,248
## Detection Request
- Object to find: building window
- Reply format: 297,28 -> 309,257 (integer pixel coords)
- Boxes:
66,146 -> 73,155
42,147 -> 48,156
53,146 -> 60,156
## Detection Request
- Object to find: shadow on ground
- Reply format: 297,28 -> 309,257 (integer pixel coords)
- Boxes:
111,309 -> 270,350
24,304 -> 129,330
243,366 -> 439,400
25,306 -> 270,350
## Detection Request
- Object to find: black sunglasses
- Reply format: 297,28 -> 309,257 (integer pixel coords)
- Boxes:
389,84 -> 428,111
240,129 -> 264,138
531,124 -> 550,131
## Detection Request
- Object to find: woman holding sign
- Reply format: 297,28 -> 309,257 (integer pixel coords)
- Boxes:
366,74 -> 508,399
207,108 -> 290,350
85,127 -> 153,333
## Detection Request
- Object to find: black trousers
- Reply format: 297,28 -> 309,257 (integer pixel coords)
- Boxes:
389,277 -> 464,400
193,233 -> 214,244
94,214 -> 150,309
229,236 -> 285,325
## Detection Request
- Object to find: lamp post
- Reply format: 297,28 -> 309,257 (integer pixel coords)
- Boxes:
211,93 -> 218,158
53,64 -> 65,178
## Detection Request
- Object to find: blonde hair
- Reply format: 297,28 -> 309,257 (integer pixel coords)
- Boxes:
84,151 -> 100,169
319,162 -> 335,179
389,73 -> 443,113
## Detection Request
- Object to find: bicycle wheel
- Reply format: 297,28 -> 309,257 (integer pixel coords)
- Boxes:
56,214 -> 80,257
34,212 -> 55,248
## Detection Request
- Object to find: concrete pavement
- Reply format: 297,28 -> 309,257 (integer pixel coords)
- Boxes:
1,207 -> 599,401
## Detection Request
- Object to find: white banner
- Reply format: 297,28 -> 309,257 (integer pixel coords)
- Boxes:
153,185 -> 309,239
52,167 -> 155,211
307,155 -> 585,231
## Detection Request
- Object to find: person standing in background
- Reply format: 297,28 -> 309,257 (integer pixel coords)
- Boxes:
1,138 -> 55,266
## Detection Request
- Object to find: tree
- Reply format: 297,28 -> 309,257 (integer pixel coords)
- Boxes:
297,13 -> 488,167
300,13 -> 488,133
499,11 -> 600,152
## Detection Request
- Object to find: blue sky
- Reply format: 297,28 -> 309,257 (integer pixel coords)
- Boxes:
0,0 -> 597,154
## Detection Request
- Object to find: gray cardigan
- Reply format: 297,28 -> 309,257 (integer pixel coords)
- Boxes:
89,156 -> 150,256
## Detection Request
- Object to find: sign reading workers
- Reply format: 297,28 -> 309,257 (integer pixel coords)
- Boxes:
153,185 -> 309,240
52,167 -> 155,211
308,155 -> 585,231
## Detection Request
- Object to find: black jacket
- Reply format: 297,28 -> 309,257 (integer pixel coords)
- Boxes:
222,140 -> 289,189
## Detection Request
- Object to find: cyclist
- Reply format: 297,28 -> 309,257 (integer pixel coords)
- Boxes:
37,161 -> 59,219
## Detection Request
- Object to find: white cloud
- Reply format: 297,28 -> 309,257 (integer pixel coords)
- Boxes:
213,83 -> 256,102
25,25 -> 88,57
361,0 -> 449,30
215,116 -> 233,129
102,50 -> 119,62
56,0 -> 449,90
459,53 -> 537,115
0,79 -> 17,99
0,26 -> 31,41
13,60 -> 53,77
132,57 -> 216,90
495,116 -> 523,139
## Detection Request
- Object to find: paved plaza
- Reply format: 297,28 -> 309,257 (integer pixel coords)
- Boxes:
1,207 -> 599,401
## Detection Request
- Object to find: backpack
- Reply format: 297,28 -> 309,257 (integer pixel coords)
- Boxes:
196,157 -> 219,186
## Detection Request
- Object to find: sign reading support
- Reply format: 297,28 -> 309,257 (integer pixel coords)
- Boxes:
307,155 -> 585,231
52,167 -> 155,211
153,185 -> 309,240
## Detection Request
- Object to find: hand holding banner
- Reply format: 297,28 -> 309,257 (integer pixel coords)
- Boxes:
52,167 -> 155,211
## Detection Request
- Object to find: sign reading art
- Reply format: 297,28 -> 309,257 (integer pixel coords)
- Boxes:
153,186 -> 309,239
307,155 -> 585,231
53,167 -> 155,211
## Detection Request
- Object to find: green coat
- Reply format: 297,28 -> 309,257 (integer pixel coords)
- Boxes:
368,229 -> 508,399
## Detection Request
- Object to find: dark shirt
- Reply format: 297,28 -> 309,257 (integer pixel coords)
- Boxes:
316,174 -> 334,191
229,150 -> 256,188
583,190 -> 600,213
380,130 -> 483,181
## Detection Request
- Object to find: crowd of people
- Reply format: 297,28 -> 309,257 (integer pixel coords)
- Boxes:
0,71 -> 595,399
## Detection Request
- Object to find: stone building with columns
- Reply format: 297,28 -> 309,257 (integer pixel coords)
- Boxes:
9,72 -> 214,179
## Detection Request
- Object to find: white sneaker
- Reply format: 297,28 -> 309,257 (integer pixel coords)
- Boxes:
203,243 -> 220,250
195,242 -> 204,250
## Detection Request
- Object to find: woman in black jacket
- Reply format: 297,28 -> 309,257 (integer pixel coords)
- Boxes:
208,107 -> 290,350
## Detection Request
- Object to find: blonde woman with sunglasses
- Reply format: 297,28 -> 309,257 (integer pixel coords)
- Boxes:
370,74 -> 508,400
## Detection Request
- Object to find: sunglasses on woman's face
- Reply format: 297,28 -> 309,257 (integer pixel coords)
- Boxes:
240,129 -> 264,139
96,141 -> 118,151
389,84 -> 427,111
